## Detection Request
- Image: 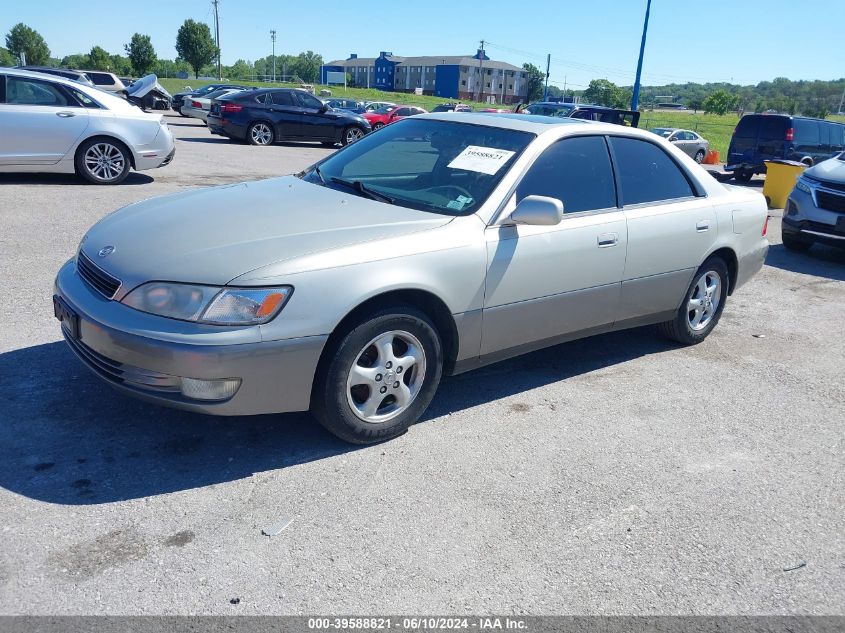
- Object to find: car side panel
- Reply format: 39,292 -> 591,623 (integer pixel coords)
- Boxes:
0,104 -> 90,164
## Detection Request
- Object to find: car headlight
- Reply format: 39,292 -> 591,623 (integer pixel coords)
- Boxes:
794,176 -> 814,194
122,282 -> 292,325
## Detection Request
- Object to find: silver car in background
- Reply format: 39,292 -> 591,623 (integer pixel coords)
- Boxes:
53,114 -> 769,444
180,87 -> 244,121
651,128 -> 710,163
783,151 -> 845,251
0,68 -> 175,184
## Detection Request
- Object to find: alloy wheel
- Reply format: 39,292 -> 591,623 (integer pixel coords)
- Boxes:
345,127 -> 364,144
687,270 -> 721,331
83,143 -> 126,182
345,330 -> 426,423
250,123 -> 273,145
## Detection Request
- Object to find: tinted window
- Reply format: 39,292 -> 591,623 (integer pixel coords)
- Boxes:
794,119 -> 820,144
734,116 -> 760,138
5,77 -> 69,106
88,73 -> 112,85
608,136 -> 694,205
516,136 -> 616,213
759,116 -> 789,140
395,108 -> 411,116
295,92 -> 323,109
0,76 -> 6,102
271,91 -> 293,106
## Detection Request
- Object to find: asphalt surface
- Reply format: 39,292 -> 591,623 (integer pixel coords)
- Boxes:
0,115 -> 843,615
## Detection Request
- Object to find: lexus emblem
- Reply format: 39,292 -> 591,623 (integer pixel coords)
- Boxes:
98,245 -> 115,258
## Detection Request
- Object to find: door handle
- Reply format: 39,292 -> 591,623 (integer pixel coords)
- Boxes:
56,111 -> 76,118
696,220 -> 710,232
597,232 -> 618,247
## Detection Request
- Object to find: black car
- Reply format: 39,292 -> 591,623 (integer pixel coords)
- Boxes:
171,83 -> 248,114
207,88 -> 371,147
519,101 -> 640,127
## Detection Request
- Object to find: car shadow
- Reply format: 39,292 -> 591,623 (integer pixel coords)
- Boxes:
167,121 -> 206,127
176,137 -> 233,144
0,173 -> 155,186
0,327 -> 673,506
766,243 -> 845,281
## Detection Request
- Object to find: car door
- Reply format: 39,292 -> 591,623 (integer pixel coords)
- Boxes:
293,91 -> 336,140
668,131 -> 691,158
267,90 -> 300,138
608,135 -> 717,324
0,74 -> 90,165
482,135 -> 627,355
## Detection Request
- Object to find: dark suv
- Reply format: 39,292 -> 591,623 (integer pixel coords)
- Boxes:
207,88 -> 371,146
726,114 -> 845,181
518,102 -> 640,127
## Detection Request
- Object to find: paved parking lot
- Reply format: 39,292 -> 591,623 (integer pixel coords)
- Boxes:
0,115 -> 843,615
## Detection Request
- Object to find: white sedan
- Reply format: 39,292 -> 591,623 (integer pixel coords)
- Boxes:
180,88 -> 244,122
0,68 -> 175,184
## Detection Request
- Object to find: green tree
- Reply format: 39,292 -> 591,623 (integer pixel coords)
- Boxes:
0,46 -> 16,66
175,19 -> 218,78
5,23 -> 50,65
522,62 -> 544,102
291,50 -> 323,83
583,79 -> 630,109
87,46 -> 112,70
226,59 -> 253,80
110,54 -> 132,76
124,33 -> 156,77
702,89 -> 740,115
60,53 -> 89,68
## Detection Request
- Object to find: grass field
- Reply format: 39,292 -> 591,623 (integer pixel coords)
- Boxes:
159,78 -> 844,160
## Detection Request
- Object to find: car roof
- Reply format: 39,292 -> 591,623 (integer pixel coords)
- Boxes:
422,111 -> 641,135
3,67 -> 90,85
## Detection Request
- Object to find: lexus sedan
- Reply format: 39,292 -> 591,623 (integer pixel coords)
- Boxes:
54,114 -> 768,444
782,151 -> 845,251
0,68 -> 175,184
651,128 -> 710,163
206,88 -> 370,146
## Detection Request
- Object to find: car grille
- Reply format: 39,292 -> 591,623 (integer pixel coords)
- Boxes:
811,178 -> 845,193
77,251 -> 121,299
817,190 -> 845,213
63,331 -> 181,393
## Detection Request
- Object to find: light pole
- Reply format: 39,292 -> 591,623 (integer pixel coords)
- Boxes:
270,29 -> 276,83
631,0 -> 652,111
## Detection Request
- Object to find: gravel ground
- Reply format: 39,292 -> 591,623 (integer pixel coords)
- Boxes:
0,115 -> 843,615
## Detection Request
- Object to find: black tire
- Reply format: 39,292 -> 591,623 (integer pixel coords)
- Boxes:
734,169 -> 753,182
658,256 -> 729,345
247,121 -> 275,146
694,149 -> 706,164
311,306 -> 443,444
340,126 -> 366,146
74,138 -> 131,185
372,122 -> 384,131
781,230 -> 812,252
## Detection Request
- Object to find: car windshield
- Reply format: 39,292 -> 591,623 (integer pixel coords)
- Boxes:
524,103 -> 575,117
374,105 -> 396,114
302,119 -> 534,216
651,128 -> 674,137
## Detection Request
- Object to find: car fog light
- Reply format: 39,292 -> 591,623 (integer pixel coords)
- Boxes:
180,377 -> 241,401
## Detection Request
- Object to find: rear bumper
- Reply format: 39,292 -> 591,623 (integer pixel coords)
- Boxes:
206,114 -> 246,139
735,238 -> 769,292
54,259 -> 327,415
135,125 -> 176,171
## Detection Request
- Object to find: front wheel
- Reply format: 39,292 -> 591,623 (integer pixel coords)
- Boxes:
247,121 -> 275,146
311,307 -> 443,444
75,138 -> 131,185
658,257 -> 729,345
340,126 -> 366,146
734,169 -> 753,182
372,122 -> 384,131
694,149 -> 706,164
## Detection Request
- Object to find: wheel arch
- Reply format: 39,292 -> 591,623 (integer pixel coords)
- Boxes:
705,246 -> 738,295
317,288 -> 460,378
74,134 -> 136,169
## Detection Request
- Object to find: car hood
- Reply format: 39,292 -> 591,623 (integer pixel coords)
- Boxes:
80,176 -> 452,293
807,156 -> 845,185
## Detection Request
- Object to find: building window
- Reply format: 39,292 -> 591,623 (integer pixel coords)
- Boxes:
509,84 -> 513,90
486,82 -> 491,88
487,69 -> 491,74
461,80 -> 466,86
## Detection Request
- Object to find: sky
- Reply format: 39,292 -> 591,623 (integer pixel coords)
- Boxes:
4,0 -> 843,89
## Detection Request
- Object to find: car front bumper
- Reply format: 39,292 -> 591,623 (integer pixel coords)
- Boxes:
54,259 -> 327,416
783,187 -> 845,248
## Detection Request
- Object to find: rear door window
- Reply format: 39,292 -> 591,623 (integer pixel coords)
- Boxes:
516,135 -> 617,213
759,116 -> 789,140
608,136 -> 695,205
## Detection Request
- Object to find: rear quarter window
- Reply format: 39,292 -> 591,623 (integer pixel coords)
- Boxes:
734,116 -> 761,138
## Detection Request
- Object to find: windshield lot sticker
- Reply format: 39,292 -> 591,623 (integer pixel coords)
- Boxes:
448,146 -> 516,175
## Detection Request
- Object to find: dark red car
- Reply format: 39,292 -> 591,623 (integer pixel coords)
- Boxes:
363,105 -> 428,130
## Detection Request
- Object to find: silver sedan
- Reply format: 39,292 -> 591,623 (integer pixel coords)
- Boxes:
651,127 -> 710,163
54,114 -> 769,444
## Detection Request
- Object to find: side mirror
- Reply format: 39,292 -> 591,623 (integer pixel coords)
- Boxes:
506,195 -> 563,226
319,103 -> 329,113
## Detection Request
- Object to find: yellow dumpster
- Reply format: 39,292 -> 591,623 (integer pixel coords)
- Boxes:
762,159 -> 807,210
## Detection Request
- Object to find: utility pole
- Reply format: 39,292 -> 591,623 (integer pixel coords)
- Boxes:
543,53 -> 550,101
838,85 -> 845,115
212,0 -> 221,80
477,39 -> 485,102
270,30 -> 276,83
631,0 -> 652,111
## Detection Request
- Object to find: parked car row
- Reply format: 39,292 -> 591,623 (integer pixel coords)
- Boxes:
650,128 -> 710,163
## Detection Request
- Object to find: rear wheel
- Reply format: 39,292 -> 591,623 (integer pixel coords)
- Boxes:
372,122 -> 384,131
247,122 -> 274,146
75,138 -> 131,185
311,306 -> 443,444
694,149 -> 706,163
735,169 -> 753,182
658,257 -> 729,345
781,230 -> 812,252
340,126 -> 365,146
